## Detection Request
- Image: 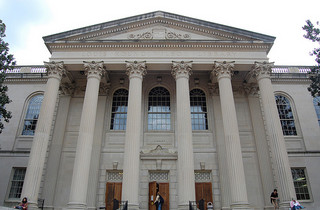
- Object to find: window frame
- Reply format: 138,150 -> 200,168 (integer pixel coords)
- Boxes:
20,93 -> 44,136
190,88 -> 208,131
274,94 -> 298,136
312,96 -> 320,126
291,167 -> 312,201
6,167 -> 26,201
147,86 -> 171,131
110,88 -> 129,131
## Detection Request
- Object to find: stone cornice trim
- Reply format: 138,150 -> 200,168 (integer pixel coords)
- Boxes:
48,42 -> 271,50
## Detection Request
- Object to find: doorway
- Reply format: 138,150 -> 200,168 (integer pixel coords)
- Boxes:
149,181 -> 169,210
105,182 -> 122,210
195,182 -> 213,210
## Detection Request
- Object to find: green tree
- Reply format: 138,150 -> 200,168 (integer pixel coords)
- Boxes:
303,20 -> 320,97
0,19 -> 15,134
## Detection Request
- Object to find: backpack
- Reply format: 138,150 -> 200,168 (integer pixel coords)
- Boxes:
160,195 -> 164,204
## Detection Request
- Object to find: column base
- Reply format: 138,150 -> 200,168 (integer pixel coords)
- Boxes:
25,202 -> 38,210
230,202 -> 253,210
127,203 -> 139,210
66,202 -> 87,210
178,203 -> 191,210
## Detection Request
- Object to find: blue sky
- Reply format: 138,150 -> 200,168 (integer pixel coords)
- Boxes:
1,0 -> 320,66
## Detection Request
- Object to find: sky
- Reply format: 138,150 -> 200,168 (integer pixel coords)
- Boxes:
0,0 -> 320,66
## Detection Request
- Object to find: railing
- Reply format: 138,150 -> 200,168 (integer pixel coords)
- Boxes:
37,198 -> 44,210
271,73 -> 308,79
99,200 -> 128,210
5,73 -> 47,79
189,200 -> 214,210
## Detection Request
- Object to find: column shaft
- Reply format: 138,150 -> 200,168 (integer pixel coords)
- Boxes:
21,62 -> 65,209
172,61 -> 196,208
68,61 -> 105,209
252,62 -> 296,208
122,61 -> 146,209
212,61 -> 250,209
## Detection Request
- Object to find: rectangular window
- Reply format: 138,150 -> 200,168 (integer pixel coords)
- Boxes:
291,168 -> 310,200
8,168 -> 26,199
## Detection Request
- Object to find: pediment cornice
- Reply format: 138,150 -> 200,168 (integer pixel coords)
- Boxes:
43,11 -> 275,49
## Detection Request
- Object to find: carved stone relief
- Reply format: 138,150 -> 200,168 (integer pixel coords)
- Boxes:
128,28 -> 191,40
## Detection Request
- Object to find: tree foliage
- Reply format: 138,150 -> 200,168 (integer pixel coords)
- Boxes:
0,19 -> 15,134
303,20 -> 320,97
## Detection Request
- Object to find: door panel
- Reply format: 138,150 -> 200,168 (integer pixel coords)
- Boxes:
105,182 -> 122,210
149,182 -> 169,210
195,182 -> 213,210
149,181 -> 157,210
159,183 -> 169,210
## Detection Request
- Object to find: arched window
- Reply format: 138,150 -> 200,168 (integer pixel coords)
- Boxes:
148,87 -> 170,130
22,94 -> 44,135
190,89 -> 208,130
110,89 -> 128,130
275,95 -> 297,135
313,97 -> 320,126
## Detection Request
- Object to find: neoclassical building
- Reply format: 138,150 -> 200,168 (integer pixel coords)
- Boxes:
1,11 -> 320,210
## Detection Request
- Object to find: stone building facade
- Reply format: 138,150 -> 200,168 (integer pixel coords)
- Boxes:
1,11 -> 320,210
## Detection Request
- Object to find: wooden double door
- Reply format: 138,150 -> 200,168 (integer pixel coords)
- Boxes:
195,182 -> 213,210
105,182 -> 122,210
149,182 -> 169,210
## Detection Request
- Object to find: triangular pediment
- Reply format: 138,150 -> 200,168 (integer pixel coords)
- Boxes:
43,11 -> 275,44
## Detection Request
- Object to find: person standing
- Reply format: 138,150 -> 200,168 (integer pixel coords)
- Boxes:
270,189 -> 279,209
154,192 -> 164,210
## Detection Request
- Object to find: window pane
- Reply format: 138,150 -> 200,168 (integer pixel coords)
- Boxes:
110,89 -> 128,130
313,97 -> 320,126
291,168 -> 310,200
190,89 -> 208,130
22,95 -> 44,135
8,168 -> 26,199
275,95 -> 297,135
148,87 -> 170,131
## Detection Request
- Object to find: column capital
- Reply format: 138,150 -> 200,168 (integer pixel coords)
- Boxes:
44,61 -> 66,80
250,61 -> 274,81
83,61 -> 106,79
211,61 -> 235,80
125,61 -> 147,79
171,61 -> 193,80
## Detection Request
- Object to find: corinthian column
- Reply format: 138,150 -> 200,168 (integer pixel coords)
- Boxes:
21,61 -> 65,209
68,61 -> 105,209
171,61 -> 196,209
250,61 -> 296,209
122,61 -> 146,210
211,61 -> 250,209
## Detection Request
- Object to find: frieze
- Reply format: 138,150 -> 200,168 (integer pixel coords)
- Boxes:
128,29 -> 191,40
